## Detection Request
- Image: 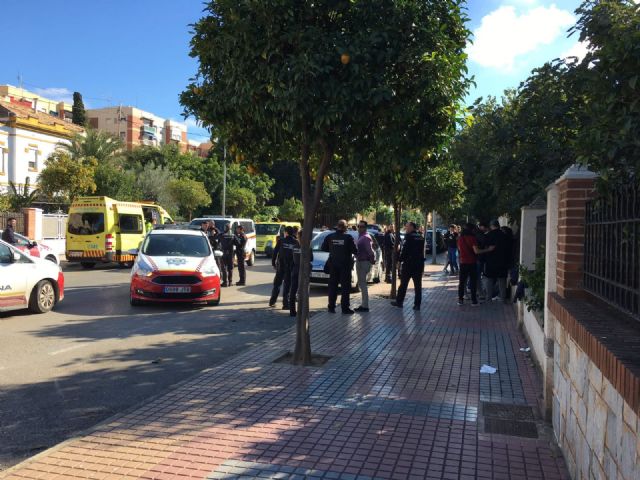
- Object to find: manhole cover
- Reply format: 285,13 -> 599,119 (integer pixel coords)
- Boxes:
482,402 -> 535,421
483,418 -> 538,438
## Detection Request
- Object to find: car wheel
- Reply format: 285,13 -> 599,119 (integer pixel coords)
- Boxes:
130,292 -> 142,307
119,261 -> 134,268
247,250 -> 255,266
45,254 -> 58,264
81,262 -> 96,269
28,280 -> 56,313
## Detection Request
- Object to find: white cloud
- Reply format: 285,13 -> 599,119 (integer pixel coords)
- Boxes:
468,4 -> 575,71
561,41 -> 590,62
32,87 -> 74,104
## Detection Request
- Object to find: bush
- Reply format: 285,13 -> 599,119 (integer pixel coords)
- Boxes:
518,254 -> 545,312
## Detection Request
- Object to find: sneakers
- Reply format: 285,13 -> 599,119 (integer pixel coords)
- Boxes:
457,299 -> 464,306
390,301 -> 403,308
328,306 -> 336,314
471,302 -> 479,307
235,282 -> 246,286
289,310 -> 297,317
342,308 -> 355,315
354,306 -> 369,312
221,282 -> 228,288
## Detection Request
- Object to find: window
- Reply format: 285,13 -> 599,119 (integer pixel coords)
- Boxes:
240,221 -> 254,234
0,147 -> 6,174
142,234 -> 210,257
119,214 -> 143,234
68,213 -> 105,235
120,132 -> 126,141
256,224 -> 280,235
28,148 -> 39,171
0,243 -> 11,263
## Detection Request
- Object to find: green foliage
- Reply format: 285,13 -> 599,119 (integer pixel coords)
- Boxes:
279,197 -> 304,222
414,158 -> 466,219
59,128 -> 123,163
8,179 -> 39,210
94,159 -> 140,201
375,206 -> 393,226
401,209 -> 424,227
135,164 -> 177,215
225,187 -> 257,217
71,92 -> 87,127
37,152 -> 97,203
254,205 -> 280,222
519,254 -> 546,312
572,0 -> 640,186
168,178 -> 211,220
0,193 -> 10,212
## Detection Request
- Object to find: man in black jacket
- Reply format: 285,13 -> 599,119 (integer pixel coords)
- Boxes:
1,218 -> 17,245
218,223 -> 235,287
383,224 -> 396,283
269,226 -> 296,308
322,219 -> 357,314
234,225 -> 247,286
391,222 -> 425,310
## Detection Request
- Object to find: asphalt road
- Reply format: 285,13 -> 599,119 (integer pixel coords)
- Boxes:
0,257 -> 331,471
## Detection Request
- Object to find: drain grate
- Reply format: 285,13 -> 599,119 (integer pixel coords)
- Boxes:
483,418 -> 539,438
482,402 -> 535,421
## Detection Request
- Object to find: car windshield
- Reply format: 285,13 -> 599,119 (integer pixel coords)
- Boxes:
68,213 -> 105,235
256,224 -> 280,235
142,234 -> 210,257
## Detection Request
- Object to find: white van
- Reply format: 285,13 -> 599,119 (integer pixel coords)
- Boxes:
190,216 -> 256,266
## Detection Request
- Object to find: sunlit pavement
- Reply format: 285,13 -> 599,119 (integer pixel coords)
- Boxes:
1,260 -> 568,479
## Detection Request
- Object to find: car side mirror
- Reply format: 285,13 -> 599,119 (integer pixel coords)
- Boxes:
127,248 -> 139,256
30,241 -> 38,247
12,252 -> 21,262
214,250 -> 223,258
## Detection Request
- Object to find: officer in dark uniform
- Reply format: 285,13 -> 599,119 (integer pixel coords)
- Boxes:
234,225 -> 247,286
218,222 -> 235,287
205,222 -> 222,270
321,219 -> 357,314
391,222 -> 425,310
383,225 -> 396,282
269,226 -> 296,308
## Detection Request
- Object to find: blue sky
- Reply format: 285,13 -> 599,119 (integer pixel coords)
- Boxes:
2,0 -> 584,141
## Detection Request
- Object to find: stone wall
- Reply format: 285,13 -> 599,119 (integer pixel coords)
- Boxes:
552,315 -> 639,480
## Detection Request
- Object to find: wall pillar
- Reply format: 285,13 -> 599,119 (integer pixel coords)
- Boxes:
22,208 -> 37,239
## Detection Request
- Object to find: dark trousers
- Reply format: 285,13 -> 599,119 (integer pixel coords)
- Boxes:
235,251 -> 246,283
396,264 -> 424,307
328,265 -> 352,311
221,253 -> 234,285
384,249 -> 393,280
458,263 -> 477,303
269,266 -> 287,306
289,269 -> 299,313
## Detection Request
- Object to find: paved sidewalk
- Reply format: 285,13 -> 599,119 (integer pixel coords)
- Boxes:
2,268 -> 569,480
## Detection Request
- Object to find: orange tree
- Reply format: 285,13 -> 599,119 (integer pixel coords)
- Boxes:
181,0 -> 470,364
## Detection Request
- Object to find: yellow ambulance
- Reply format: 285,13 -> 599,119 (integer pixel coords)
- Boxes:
66,196 -> 171,269
256,221 -> 301,257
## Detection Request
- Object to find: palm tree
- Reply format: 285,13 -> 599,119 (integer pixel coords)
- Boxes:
8,178 -> 40,210
58,128 -> 124,163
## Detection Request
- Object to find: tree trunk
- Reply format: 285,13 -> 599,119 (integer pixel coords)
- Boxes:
293,141 -> 332,365
390,200 -> 402,299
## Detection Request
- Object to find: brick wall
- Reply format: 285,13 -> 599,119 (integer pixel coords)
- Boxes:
22,207 -> 37,239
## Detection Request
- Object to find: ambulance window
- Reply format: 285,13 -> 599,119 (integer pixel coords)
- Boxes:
68,213 -> 105,235
241,221 -> 254,234
119,214 -> 143,234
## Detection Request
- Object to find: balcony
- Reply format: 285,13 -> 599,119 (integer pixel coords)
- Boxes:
141,125 -> 157,136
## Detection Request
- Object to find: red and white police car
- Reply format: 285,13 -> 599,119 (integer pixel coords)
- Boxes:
0,239 -> 64,314
0,230 -> 59,264
129,228 -> 222,306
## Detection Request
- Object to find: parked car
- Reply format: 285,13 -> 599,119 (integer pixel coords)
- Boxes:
0,239 -> 64,314
0,230 -> 59,264
129,228 -> 222,306
425,230 -> 446,254
190,217 -> 257,266
309,229 -> 383,290
255,221 -> 301,257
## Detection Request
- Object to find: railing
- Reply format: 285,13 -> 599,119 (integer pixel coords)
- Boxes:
0,212 -> 25,235
584,184 -> 640,321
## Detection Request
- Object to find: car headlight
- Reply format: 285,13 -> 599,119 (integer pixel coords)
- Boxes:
201,258 -> 219,277
134,262 -> 154,277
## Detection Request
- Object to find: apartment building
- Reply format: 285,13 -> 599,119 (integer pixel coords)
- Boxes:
86,106 -> 188,152
0,84 -> 73,122
0,100 -> 82,192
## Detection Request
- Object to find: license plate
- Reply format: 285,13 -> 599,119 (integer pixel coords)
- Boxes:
313,272 -> 329,279
68,251 -> 83,257
164,286 -> 191,293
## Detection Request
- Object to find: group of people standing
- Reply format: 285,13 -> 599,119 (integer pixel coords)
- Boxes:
269,225 -> 307,317
199,220 -> 248,287
456,220 -> 515,306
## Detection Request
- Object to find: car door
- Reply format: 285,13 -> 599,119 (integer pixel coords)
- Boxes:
0,243 -> 29,310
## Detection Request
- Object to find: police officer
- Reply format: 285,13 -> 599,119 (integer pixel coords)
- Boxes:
269,226 -> 296,308
321,219 -> 357,314
218,222 -> 235,287
391,222 -> 425,311
234,225 -> 247,286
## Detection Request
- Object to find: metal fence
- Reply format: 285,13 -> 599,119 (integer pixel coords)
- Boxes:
584,185 -> 640,321
535,213 -> 546,259
0,212 -> 25,235
42,213 -> 67,239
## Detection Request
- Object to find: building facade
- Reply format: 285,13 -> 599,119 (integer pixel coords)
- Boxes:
0,85 -> 73,122
86,106 -> 188,152
0,101 -> 83,193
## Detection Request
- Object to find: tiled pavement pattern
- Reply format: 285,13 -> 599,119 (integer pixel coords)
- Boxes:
2,270 -> 569,480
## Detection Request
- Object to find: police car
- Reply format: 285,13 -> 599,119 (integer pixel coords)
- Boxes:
0,239 -> 65,314
129,228 -> 222,306
0,230 -> 60,264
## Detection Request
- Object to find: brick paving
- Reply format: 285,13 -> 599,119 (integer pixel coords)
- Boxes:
1,267 -> 569,480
